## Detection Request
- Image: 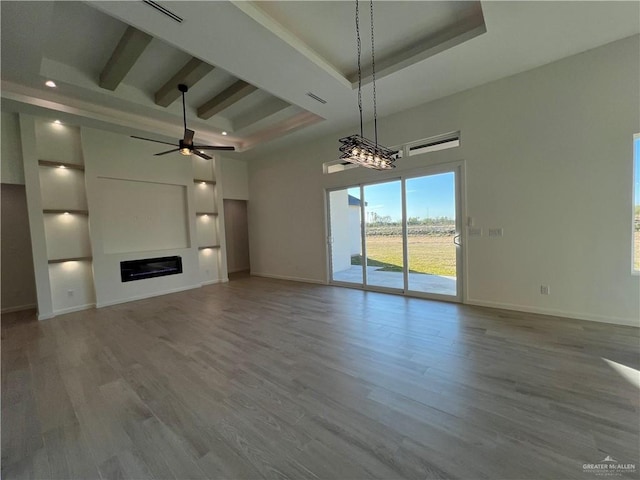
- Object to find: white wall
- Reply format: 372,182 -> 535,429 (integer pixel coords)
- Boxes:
328,190 -> 352,272
219,157 -> 249,200
248,35 -> 640,326
1,112 -> 25,184
11,115 -> 234,317
349,206 -> 361,256
82,127 -> 202,307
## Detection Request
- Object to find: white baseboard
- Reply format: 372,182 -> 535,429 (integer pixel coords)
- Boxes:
53,303 -> 96,316
250,272 -> 327,285
201,278 -> 228,286
96,284 -> 201,308
465,298 -> 639,327
1,303 -> 37,314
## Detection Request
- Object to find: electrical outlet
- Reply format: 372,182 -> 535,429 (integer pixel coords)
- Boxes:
540,285 -> 550,295
488,228 -> 503,238
468,227 -> 482,237
67,289 -> 74,297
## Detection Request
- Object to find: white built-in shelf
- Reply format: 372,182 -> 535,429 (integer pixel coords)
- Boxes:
196,211 -> 218,216
39,160 -> 85,171
43,209 -> 89,215
198,245 -> 220,250
194,179 -> 216,185
48,256 -> 93,264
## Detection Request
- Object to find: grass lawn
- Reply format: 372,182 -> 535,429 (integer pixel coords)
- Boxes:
352,235 -> 457,277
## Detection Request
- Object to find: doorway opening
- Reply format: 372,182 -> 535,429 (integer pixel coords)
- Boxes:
223,199 -> 250,280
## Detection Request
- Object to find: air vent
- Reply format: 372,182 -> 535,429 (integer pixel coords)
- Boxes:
143,0 -> 183,23
306,92 -> 327,104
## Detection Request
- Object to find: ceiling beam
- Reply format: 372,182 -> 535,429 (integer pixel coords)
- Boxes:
99,26 -> 152,91
154,58 -> 215,107
197,81 -> 257,120
1,80 -> 237,150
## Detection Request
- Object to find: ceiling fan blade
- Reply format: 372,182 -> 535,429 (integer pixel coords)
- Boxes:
183,129 -> 195,146
131,135 -> 178,147
193,145 -> 236,151
194,150 -> 213,160
154,148 -> 181,156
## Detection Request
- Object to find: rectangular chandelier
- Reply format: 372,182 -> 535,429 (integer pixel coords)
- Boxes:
338,134 -> 397,170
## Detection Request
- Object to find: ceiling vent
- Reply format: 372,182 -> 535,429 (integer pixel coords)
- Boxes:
306,92 -> 327,104
143,1 -> 183,23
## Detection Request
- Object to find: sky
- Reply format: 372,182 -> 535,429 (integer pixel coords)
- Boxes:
348,172 -> 455,222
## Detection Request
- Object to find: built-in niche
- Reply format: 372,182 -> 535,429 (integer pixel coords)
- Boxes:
96,177 -> 189,254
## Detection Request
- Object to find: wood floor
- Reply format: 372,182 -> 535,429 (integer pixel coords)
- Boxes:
2,277 -> 639,479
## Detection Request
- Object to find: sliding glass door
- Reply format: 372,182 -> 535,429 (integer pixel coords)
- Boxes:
363,181 -> 404,290
327,166 -> 462,301
328,187 -> 363,285
405,172 -> 458,296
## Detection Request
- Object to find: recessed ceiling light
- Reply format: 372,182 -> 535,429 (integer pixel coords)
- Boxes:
53,120 -> 61,125
45,80 -> 57,88
221,131 -> 228,136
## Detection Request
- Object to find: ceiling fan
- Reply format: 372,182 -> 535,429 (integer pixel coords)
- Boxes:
131,84 -> 234,160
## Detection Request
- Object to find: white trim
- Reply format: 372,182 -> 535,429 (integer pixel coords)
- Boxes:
406,290 -> 460,304
465,298 -> 640,328
37,312 -> 55,321
632,133 -> 639,275
200,278 -> 228,286
250,272 -> 326,285
95,284 -> 201,308
1,303 -> 37,314
401,178 -> 409,292
53,303 -> 95,316
360,184 -> 367,285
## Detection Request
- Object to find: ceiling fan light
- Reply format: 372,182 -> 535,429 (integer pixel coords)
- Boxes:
179,147 -> 191,156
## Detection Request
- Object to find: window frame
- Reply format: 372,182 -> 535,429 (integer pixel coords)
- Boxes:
633,133 -> 639,275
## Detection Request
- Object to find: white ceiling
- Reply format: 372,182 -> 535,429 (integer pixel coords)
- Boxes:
1,1 -> 638,158
253,1 -> 483,78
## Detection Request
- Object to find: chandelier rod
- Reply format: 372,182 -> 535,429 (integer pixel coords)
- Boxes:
337,0 -> 395,171
369,0 -> 378,148
356,0 -> 363,138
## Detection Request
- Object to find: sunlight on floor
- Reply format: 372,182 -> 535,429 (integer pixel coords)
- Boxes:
603,358 -> 640,390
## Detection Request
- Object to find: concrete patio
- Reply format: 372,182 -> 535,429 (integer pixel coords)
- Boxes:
332,265 -> 457,296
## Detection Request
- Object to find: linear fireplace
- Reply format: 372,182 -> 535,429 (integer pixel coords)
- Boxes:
120,256 -> 183,282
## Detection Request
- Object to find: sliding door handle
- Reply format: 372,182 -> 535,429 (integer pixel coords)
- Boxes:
453,234 -> 461,246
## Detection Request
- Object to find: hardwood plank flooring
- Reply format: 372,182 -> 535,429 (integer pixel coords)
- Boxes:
2,277 -> 639,479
